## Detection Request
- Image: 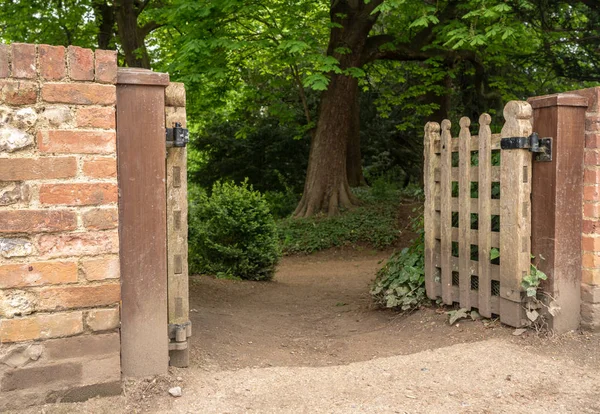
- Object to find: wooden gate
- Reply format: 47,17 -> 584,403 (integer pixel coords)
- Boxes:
423,101 -> 534,327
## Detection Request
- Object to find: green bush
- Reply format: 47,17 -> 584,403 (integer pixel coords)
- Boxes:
188,180 -> 281,280
370,214 -> 428,311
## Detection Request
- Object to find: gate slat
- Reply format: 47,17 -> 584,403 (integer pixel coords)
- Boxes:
424,122 -> 440,300
458,117 -> 472,309
440,120 -> 453,305
433,166 -> 501,182
477,113 -> 493,318
499,101 -> 532,327
434,197 -> 499,215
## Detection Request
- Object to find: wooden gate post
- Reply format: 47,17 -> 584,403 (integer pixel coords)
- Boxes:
528,93 -> 588,333
117,68 -> 170,376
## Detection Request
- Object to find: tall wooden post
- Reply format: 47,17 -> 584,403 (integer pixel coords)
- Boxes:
117,68 -> 170,376
528,93 -> 588,333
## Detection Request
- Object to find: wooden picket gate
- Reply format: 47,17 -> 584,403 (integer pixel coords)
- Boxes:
423,101 -> 535,327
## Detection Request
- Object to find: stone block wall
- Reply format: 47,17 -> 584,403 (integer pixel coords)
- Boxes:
0,43 -> 121,408
573,87 -> 600,331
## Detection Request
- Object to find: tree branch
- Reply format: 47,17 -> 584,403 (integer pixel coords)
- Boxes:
139,20 -> 162,37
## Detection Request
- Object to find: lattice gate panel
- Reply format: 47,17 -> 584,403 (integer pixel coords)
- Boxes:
424,101 -> 533,327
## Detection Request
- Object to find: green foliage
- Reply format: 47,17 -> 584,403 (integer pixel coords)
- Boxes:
370,214 -> 426,311
188,180 -> 281,280
523,255 -> 548,298
277,187 -> 403,254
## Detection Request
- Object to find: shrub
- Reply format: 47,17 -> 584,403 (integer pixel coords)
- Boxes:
370,214 -> 428,311
188,180 -> 281,280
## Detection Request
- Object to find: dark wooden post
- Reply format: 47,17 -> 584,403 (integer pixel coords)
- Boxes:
117,68 -> 170,376
528,93 -> 588,333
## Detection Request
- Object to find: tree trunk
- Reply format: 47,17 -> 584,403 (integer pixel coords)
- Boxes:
115,0 -> 151,68
346,90 -> 367,187
93,0 -> 116,50
294,73 -> 361,217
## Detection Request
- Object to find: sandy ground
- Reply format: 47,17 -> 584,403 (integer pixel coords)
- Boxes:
9,248 -> 600,414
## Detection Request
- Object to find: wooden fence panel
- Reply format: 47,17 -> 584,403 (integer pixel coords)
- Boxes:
424,122 -> 440,300
458,117 -> 472,309
477,114 -> 493,318
440,120 -> 453,305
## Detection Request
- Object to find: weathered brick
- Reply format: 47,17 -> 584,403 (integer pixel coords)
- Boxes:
0,182 -> 28,206
165,106 -> 187,128
584,168 -> 600,185
587,116 -> 600,133
0,312 -> 82,343
95,50 -> 117,84
1,362 -> 82,391
585,150 -> 600,166
0,127 -> 33,152
11,43 -> 36,79
41,83 -> 115,105
583,268 -> 600,285
583,219 -> 600,234
37,231 -> 119,258
38,284 -> 121,311
584,185 -> 600,202
85,308 -> 120,331
0,238 -> 35,258
0,210 -> 77,234
44,332 -> 120,359
39,45 -> 65,80
0,261 -> 77,289
80,256 -> 120,281
0,80 -> 37,105
68,46 -> 94,81
76,107 -> 115,129
0,44 -> 9,78
11,107 -> 37,130
82,208 -> 118,230
586,133 -> 600,149
37,130 -> 116,154
0,157 -> 77,181
582,283 -> 600,303
584,202 -> 600,218
581,302 -> 600,332
82,157 -> 117,178
40,183 -> 117,206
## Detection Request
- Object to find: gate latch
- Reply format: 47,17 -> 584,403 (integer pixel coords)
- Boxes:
500,132 -> 552,162
166,122 -> 189,148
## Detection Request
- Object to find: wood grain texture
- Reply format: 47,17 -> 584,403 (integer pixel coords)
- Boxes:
440,120 -> 453,305
477,113 -> 493,318
424,122 -> 440,300
458,117 -> 472,309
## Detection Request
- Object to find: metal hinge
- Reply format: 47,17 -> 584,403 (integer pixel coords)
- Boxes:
500,132 -> 552,162
168,321 -> 192,351
166,122 -> 189,148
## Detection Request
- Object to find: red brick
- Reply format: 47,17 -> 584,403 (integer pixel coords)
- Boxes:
40,183 -> 118,206
0,261 -> 77,288
584,203 -> 600,218
68,46 -> 94,81
0,210 -> 76,234
82,208 -> 118,230
81,256 -> 120,280
586,133 -> 600,149
39,44 -> 65,80
583,219 -> 600,234
584,168 -> 600,185
37,230 -> 119,258
583,252 -> 600,268
0,44 -> 9,78
0,312 -> 83,343
587,116 -> 600,133
95,49 -> 117,84
11,43 -> 36,79
0,157 -> 77,181
37,130 -> 116,154
0,80 -> 37,105
86,308 -> 120,331
41,83 -> 116,105
82,157 -> 117,178
76,106 -> 115,129
583,268 -> 600,286
584,185 -> 600,202
583,235 -> 600,252
38,283 -> 121,311
585,150 -> 600,166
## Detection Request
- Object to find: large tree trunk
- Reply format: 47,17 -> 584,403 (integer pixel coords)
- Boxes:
294,1 -> 380,217
346,90 -> 367,187
115,0 -> 151,68
294,74 -> 361,217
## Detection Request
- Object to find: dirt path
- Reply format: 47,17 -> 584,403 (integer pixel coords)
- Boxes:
10,249 -> 600,413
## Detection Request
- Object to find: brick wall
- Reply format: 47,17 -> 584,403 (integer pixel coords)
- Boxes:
573,87 -> 600,331
0,43 -> 121,408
